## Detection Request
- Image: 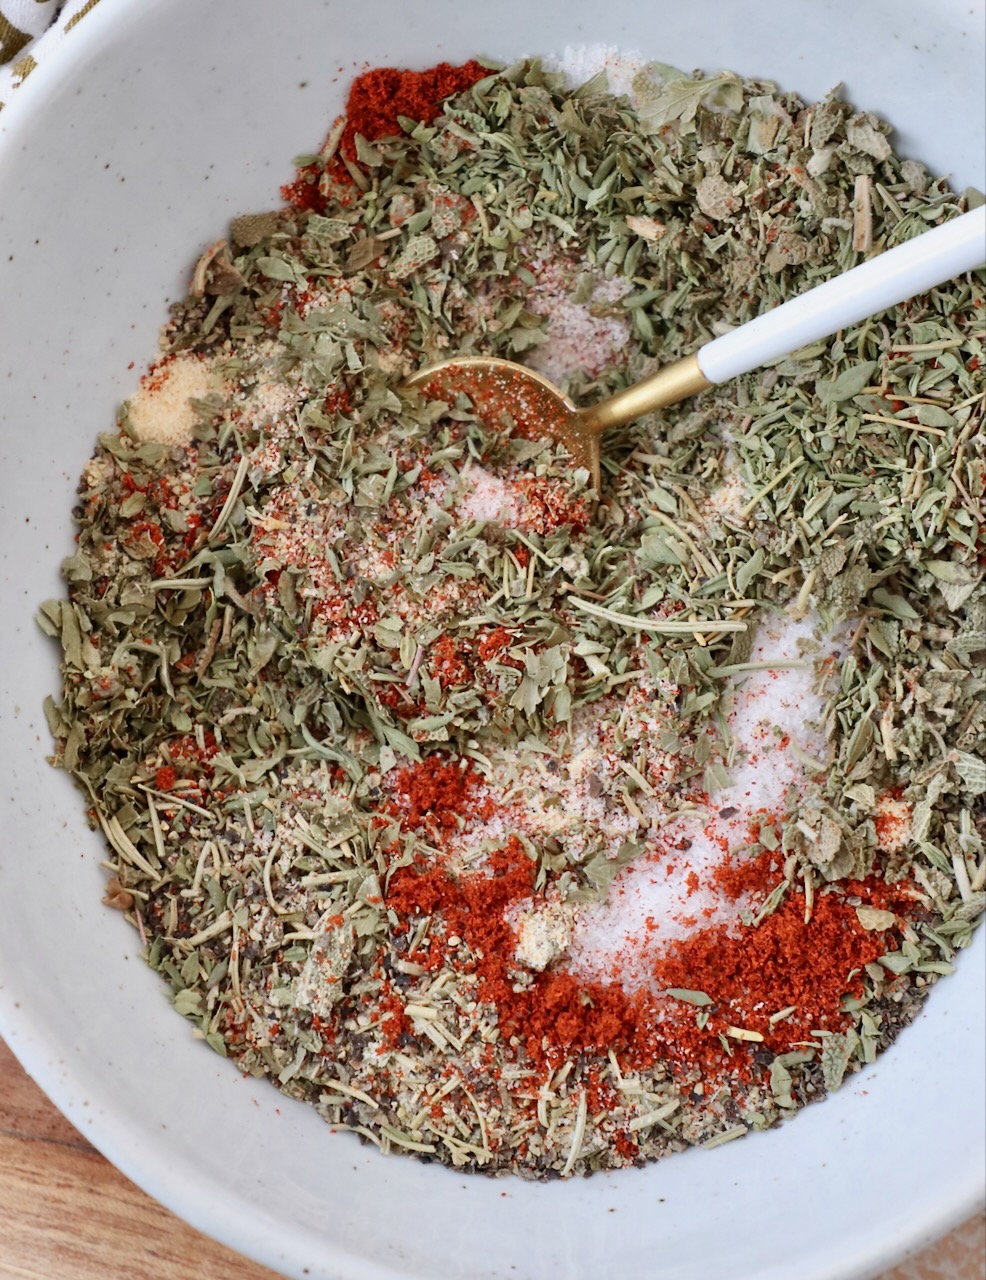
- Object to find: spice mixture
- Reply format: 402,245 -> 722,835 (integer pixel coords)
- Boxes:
40,51 -> 985,1178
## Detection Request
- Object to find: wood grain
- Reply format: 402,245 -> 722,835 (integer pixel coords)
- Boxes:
0,1038 -> 982,1279
0,1041 -> 279,1280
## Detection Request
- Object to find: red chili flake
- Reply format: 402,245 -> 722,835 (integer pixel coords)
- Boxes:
155,765 -> 177,791
387,754 -> 493,835
282,61 -> 489,211
477,626 -> 513,661
429,635 -> 471,686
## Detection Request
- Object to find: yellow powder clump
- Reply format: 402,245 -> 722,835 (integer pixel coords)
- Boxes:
514,902 -> 574,972
126,354 -> 224,445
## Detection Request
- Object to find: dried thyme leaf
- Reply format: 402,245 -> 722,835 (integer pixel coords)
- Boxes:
665,988 -> 714,1007
816,360 -> 878,405
819,1030 -> 859,1091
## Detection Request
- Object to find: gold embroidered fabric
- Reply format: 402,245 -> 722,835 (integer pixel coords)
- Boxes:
0,0 -> 100,109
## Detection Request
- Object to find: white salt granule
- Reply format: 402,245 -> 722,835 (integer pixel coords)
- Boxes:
524,260 -> 633,387
543,45 -> 648,102
127,354 -> 224,445
713,611 -> 831,833
458,466 -> 521,525
569,612 -> 839,985
569,827 -> 746,981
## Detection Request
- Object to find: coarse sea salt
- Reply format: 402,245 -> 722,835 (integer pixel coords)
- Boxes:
543,44 -> 648,102
458,466 -> 521,525
524,261 -> 634,387
567,612 -> 839,987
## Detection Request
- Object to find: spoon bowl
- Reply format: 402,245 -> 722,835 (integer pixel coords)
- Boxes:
405,353 -> 709,489
407,205 -> 985,491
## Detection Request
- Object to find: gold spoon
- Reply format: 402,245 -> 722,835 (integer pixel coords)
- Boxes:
405,206 -> 986,491
406,352 -> 706,491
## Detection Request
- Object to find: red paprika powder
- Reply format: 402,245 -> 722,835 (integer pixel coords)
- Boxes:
283,60 -> 488,210
385,828 -> 904,1086
388,753 -> 493,836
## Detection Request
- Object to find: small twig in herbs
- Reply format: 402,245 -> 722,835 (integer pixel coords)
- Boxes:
220,577 -> 255,614
182,911 -> 234,948
891,337 -> 971,352
98,812 -> 159,879
561,1090 -> 589,1178
559,582 -> 609,601
951,849 -> 973,903
208,451 -> 250,540
649,509 -> 719,576
318,115 -> 347,163
263,839 -> 287,914
723,1026 -> 765,1043
137,785 -> 214,820
405,644 -> 427,687
219,604 -> 235,649
852,175 -> 873,253
707,660 -> 811,678
195,617 -> 222,679
321,1078 -> 380,1109
860,413 -> 947,437
183,841 -> 210,898
147,576 -> 214,590
146,795 -> 166,864
740,457 -> 805,519
508,530 -> 559,568
566,595 -> 747,633
702,1125 -> 748,1150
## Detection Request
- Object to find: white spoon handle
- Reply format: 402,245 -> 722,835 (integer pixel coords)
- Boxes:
697,204 -> 986,384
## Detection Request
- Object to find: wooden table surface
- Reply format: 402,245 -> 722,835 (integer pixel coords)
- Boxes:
0,1039 -> 982,1280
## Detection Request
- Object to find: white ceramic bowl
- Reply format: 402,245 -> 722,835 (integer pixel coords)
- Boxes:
1,2 -> 984,1278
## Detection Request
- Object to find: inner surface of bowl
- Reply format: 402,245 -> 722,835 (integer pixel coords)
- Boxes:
0,2 -> 983,1278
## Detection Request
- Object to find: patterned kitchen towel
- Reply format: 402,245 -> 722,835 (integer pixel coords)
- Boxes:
0,0 -> 101,110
